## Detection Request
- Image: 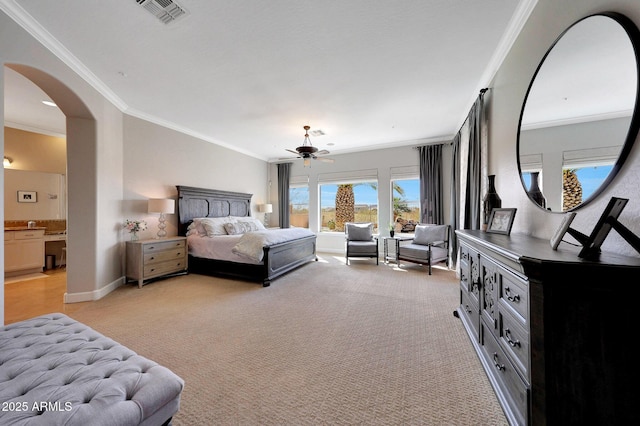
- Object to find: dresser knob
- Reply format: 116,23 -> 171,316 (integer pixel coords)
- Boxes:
504,286 -> 520,302
504,328 -> 521,348
493,353 -> 505,371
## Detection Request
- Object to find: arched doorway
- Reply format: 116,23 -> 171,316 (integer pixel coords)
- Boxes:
3,63 -> 97,322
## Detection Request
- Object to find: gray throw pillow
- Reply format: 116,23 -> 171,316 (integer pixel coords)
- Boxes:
347,223 -> 373,241
414,225 -> 447,245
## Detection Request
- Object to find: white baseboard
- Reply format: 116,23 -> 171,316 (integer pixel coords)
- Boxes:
64,276 -> 125,303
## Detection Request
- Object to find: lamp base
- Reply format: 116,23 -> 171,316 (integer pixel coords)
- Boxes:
156,213 -> 168,239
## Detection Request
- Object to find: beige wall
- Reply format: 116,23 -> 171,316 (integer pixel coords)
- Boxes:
4,127 -> 66,173
122,115 -> 269,241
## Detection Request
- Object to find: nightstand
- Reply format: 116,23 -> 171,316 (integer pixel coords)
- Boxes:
126,236 -> 188,288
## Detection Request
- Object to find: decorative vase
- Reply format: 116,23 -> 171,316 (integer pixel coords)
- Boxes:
483,174 -> 502,225
130,232 -> 139,241
527,171 -> 547,208
390,230 -> 395,238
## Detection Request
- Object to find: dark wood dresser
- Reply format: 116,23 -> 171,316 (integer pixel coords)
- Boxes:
456,229 -> 640,425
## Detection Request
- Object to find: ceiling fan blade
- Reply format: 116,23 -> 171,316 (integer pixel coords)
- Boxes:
285,149 -> 299,155
316,149 -> 330,155
317,157 -> 335,163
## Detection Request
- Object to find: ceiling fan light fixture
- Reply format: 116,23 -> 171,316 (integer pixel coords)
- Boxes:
283,125 -> 334,166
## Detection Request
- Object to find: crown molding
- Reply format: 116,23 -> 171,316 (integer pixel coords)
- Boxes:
0,0 -> 128,111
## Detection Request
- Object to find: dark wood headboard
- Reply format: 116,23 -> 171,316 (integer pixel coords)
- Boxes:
176,186 -> 253,236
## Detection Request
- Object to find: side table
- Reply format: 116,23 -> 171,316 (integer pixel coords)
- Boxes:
383,235 -> 413,264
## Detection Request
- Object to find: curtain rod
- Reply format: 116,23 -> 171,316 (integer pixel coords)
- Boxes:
412,88 -> 490,150
450,87 -> 490,137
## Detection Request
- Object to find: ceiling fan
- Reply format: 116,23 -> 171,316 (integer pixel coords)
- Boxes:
283,125 -> 334,166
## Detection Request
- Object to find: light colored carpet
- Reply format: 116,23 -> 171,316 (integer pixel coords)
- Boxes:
69,253 -> 508,425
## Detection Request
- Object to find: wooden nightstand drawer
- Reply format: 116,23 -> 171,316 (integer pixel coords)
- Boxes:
144,259 -> 186,278
143,239 -> 186,253
126,237 -> 188,288
144,247 -> 186,264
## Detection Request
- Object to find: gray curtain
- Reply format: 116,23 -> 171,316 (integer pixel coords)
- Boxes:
419,144 -> 444,224
449,132 -> 461,267
277,163 -> 292,228
463,91 -> 486,230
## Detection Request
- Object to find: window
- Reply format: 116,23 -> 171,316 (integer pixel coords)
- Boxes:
391,178 -> 420,226
289,185 -> 309,228
563,165 -> 614,210
320,182 -> 378,233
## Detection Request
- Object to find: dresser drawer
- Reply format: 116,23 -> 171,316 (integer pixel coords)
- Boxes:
498,266 -> 528,326
481,323 -> 529,426
144,259 -> 186,278
144,247 -> 186,264
499,306 -> 530,381
460,288 -> 480,339
143,239 -> 186,254
14,230 -> 45,240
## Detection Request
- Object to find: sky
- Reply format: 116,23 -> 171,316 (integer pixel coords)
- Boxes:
318,179 -> 420,207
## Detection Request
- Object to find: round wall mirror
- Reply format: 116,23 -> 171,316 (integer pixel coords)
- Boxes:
517,12 -> 640,211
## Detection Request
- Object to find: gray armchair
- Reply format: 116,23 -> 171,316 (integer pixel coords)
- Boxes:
397,224 -> 449,274
345,222 -> 379,265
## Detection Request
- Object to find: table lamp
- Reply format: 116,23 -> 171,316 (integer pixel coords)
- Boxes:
148,198 -> 175,238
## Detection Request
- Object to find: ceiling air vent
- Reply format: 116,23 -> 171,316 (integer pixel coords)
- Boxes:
135,0 -> 188,24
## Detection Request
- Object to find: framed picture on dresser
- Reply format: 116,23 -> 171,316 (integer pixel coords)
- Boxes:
486,208 -> 516,235
550,212 -> 576,250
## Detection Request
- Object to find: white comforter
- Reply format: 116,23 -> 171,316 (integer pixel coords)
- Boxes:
232,228 -> 315,262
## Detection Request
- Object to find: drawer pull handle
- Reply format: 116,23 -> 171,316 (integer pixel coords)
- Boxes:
504,286 -> 520,303
504,328 -> 521,348
150,256 -> 155,260
149,246 -> 155,250
149,268 -> 155,272
493,353 -> 505,371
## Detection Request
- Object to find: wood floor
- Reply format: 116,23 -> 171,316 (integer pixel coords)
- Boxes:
3,269 -> 89,325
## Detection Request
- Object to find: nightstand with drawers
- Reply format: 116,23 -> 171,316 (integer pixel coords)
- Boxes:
126,236 -> 188,288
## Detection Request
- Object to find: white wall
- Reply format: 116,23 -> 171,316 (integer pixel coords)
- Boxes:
489,0 -> 640,258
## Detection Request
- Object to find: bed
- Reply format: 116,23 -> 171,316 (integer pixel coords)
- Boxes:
176,186 -> 317,287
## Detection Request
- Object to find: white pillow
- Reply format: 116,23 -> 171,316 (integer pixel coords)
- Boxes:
187,219 -> 206,236
224,221 -> 260,235
230,216 -> 266,230
414,225 -> 447,245
198,217 -> 238,236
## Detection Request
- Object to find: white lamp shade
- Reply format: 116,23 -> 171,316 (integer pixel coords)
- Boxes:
259,204 -> 273,213
148,198 -> 175,214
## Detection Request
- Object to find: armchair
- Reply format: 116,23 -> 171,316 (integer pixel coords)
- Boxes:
345,222 -> 379,265
397,224 -> 449,274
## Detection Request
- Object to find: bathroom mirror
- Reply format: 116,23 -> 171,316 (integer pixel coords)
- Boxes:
517,12 -> 640,211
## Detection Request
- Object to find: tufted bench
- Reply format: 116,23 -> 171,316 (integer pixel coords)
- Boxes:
0,313 -> 184,425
